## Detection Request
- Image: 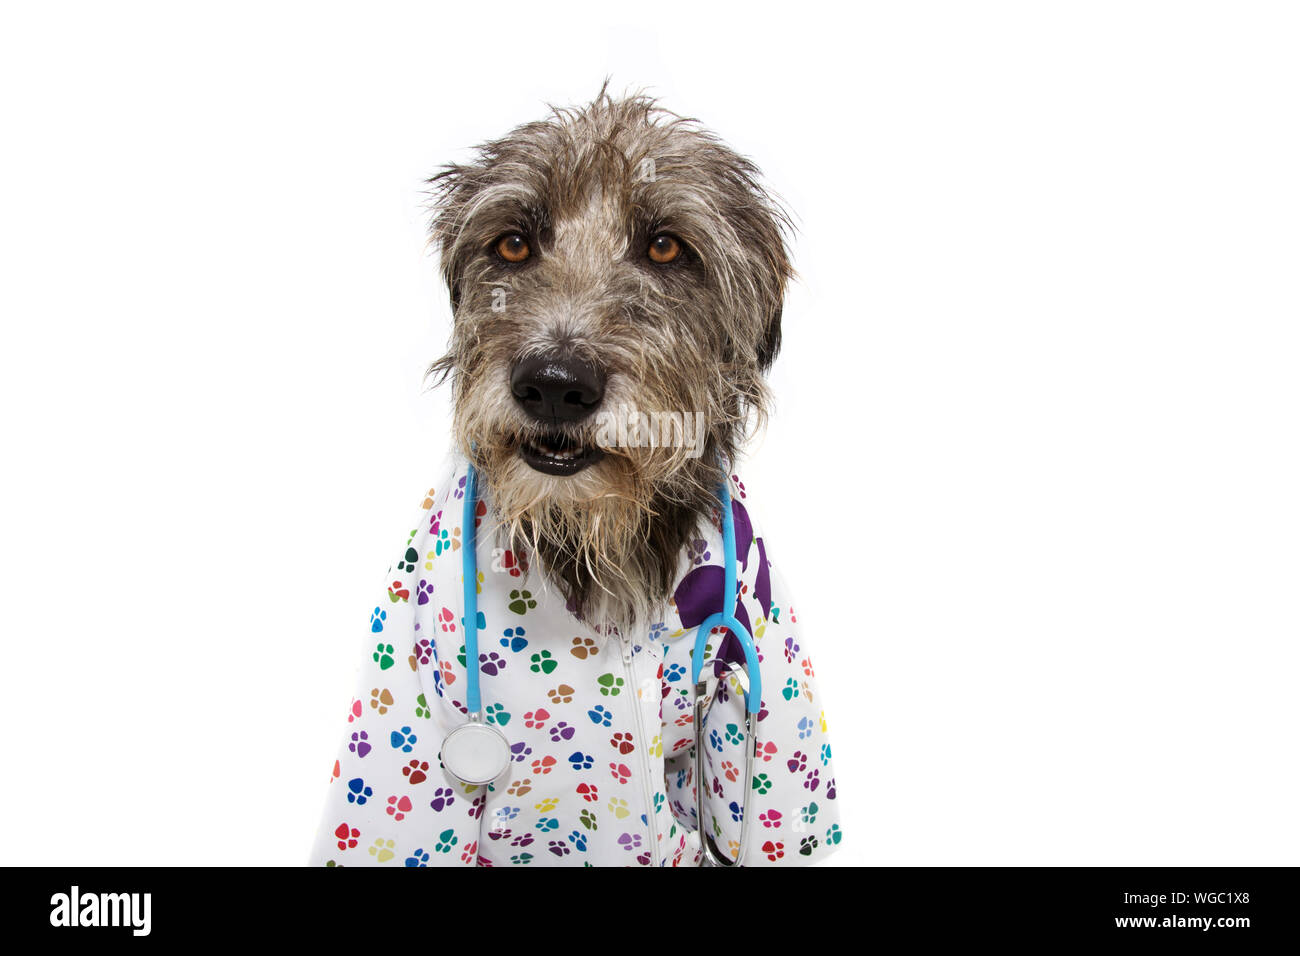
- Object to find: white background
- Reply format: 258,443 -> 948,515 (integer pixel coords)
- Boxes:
2,1 -> 1297,866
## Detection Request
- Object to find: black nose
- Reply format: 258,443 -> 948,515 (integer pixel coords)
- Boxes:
510,354 -> 606,423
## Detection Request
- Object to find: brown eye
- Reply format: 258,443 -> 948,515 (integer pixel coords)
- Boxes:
496,233 -> 530,263
647,233 -> 682,264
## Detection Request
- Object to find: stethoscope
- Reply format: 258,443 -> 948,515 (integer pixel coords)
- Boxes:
439,464 -> 762,866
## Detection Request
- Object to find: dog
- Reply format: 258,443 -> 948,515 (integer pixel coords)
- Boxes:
309,87 -> 842,866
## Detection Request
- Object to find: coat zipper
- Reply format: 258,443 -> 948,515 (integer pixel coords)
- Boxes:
621,638 -> 661,867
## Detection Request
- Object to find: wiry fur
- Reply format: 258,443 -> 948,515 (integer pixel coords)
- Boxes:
424,85 -> 793,632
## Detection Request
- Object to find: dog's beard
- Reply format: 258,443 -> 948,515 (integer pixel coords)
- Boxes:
463,415 -> 726,633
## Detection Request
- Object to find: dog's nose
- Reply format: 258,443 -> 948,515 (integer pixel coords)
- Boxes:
510,354 -> 606,423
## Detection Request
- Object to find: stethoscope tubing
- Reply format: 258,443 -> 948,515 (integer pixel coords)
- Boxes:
689,476 -> 763,714
462,465 -> 483,715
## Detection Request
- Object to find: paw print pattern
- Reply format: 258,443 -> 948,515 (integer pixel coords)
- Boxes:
499,549 -> 525,577
596,674 -> 624,697
373,643 -> 395,669
334,823 -> 359,850
409,639 -> 433,670
529,650 -> 557,674
370,608 -> 387,633
570,636 -> 597,659
508,589 -> 537,615
434,829 -> 458,853
390,726 -> 417,752
346,778 -> 373,805
369,838 -> 396,862
416,580 -> 434,605
548,684 -> 575,704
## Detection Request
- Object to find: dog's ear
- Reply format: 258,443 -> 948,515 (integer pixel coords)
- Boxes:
757,303 -> 782,371
447,271 -> 462,314
753,209 -> 792,373
735,169 -> 793,373
426,163 -> 469,316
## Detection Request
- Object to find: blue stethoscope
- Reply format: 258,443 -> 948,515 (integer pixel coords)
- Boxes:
439,464 -> 762,866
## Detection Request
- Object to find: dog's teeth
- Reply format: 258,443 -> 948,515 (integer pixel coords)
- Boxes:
530,441 -> 585,461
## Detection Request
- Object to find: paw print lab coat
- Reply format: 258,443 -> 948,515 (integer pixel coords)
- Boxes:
308,460 -> 843,866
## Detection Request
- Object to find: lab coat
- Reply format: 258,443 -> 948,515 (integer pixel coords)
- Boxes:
308,460 -> 843,866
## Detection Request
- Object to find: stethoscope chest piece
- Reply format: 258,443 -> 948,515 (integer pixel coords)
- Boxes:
441,714 -> 512,787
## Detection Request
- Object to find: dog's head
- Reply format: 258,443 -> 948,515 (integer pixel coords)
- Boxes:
426,87 -> 792,625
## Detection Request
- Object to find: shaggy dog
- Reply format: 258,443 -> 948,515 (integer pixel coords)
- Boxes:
309,88 -> 841,867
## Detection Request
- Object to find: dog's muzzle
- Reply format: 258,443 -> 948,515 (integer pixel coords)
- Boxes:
510,354 -> 607,475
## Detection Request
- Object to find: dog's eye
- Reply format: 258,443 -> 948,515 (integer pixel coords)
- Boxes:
647,233 -> 682,264
495,233 -> 531,263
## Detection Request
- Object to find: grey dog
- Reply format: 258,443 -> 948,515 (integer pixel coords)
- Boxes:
425,86 -> 793,632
